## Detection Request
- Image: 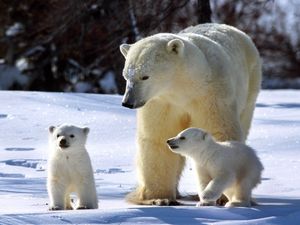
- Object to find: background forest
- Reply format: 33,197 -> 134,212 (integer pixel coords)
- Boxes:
0,0 -> 299,93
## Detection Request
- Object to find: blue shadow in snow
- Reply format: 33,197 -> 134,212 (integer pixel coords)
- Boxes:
256,103 -> 300,109
1,197 -> 300,225
127,197 -> 300,225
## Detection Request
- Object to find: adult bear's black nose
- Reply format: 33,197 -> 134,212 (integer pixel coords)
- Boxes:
122,102 -> 134,109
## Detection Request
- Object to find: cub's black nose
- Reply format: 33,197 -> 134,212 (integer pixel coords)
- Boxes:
59,138 -> 69,148
122,102 -> 134,109
60,139 -> 67,145
167,139 -> 179,149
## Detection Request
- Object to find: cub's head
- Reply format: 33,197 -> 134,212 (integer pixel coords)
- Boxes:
167,128 -> 212,156
120,34 -> 186,109
49,124 -> 89,151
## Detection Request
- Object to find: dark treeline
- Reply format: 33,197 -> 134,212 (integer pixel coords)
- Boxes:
0,0 -> 299,93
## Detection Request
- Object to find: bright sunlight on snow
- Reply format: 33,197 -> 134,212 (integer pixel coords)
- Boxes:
0,90 -> 300,224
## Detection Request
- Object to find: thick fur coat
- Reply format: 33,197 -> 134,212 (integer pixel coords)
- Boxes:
167,127 -> 263,207
47,124 -> 98,210
120,23 -> 262,205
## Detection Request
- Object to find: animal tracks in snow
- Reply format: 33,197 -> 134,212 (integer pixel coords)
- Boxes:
5,147 -> 35,151
0,172 -> 25,178
0,114 -> 7,118
2,159 -> 46,171
95,168 -> 127,174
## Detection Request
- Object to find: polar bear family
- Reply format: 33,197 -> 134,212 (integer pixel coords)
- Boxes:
47,23 -> 263,209
121,23 -> 262,205
167,128 -> 263,207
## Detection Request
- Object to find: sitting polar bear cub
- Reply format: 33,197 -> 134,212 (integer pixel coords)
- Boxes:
47,124 -> 98,210
167,128 -> 263,207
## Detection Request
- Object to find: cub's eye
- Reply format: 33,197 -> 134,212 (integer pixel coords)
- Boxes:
70,134 -> 75,138
56,134 -> 60,138
179,136 -> 186,140
141,76 -> 149,81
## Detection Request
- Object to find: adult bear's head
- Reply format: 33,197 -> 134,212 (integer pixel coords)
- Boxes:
120,34 -> 187,109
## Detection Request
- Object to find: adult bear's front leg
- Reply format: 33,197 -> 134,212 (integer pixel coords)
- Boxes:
127,139 -> 185,205
126,101 -> 188,205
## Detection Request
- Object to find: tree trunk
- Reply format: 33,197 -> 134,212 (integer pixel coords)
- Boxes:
197,0 -> 212,23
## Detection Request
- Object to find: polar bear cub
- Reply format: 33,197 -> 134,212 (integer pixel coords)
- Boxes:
167,128 -> 263,207
47,124 -> 98,210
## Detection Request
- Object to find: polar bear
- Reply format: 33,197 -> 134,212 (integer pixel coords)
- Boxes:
120,23 -> 262,205
167,127 -> 263,207
47,124 -> 98,210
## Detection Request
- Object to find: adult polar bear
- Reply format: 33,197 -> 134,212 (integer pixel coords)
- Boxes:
120,23 -> 261,205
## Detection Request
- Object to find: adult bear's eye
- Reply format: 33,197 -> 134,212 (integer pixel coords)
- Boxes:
179,136 -> 186,140
70,134 -> 75,138
141,76 -> 149,81
57,134 -> 60,138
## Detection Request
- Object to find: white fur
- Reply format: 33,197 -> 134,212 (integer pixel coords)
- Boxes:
167,128 -> 263,207
120,23 -> 262,205
47,124 -> 98,210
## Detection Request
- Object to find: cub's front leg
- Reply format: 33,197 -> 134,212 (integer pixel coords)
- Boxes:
199,173 -> 234,207
47,179 -> 67,210
194,168 -> 213,207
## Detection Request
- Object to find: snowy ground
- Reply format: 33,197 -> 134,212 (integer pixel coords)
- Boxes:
0,90 -> 299,224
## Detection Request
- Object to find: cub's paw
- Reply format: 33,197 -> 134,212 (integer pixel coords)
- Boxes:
196,201 -> 216,207
49,206 -> 63,211
151,199 -> 181,206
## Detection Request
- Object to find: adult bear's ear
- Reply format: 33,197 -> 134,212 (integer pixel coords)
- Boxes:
167,39 -> 184,56
83,127 -> 90,135
120,44 -> 131,57
49,126 -> 55,134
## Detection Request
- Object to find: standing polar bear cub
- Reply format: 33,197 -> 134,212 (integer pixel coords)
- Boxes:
47,124 -> 98,210
167,128 -> 263,207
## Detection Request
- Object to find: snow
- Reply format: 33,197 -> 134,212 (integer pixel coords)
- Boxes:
16,58 -> 30,72
212,0 -> 300,49
74,82 -> 93,93
127,66 -> 136,79
0,63 -> 30,89
99,71 -> 118,94
5,23 -> 24,37
275,0 -> 300,47
262,77 -> 300,89
0,90 -> 300,224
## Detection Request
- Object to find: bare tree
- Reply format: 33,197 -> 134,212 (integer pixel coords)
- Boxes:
212,0 -> 300,82
197,0 -> 212,23
0,0 -> 196,92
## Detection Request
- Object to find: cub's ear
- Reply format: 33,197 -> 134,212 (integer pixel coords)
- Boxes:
167,39 -> 184,56
83,127 -> 90,135
120,44 -> 131,57
49,126 -> 55,134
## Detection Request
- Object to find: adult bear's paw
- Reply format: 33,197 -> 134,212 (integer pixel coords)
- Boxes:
151,199 -> 181,206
